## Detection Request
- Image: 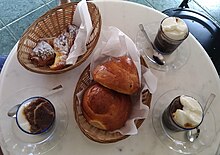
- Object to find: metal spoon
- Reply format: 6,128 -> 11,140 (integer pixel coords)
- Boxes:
139,24 -> 165,65
7,84 -> 63,118
186,93 -> 216,142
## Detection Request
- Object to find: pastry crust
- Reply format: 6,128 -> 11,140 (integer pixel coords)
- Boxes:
93,56 -> 140,95
49,25 -> 78,70
29,24 -> 78,70
29,41 -> 55,67
82,83 -> 131,131
49,51 -> 67,70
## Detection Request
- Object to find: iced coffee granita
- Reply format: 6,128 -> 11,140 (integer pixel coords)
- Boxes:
154,17 -> 189,54
16,97 -> 55,134
162,95 -> 203,131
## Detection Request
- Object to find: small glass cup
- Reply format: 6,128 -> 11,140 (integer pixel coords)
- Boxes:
162,95 -> 204,131
154,17 -> 189,55
16,96 -> 56,135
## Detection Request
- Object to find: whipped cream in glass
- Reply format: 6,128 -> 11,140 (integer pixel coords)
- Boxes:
172,95 -> 203,128
161,17 -> 188,40
162,95 -> 204,131
153,17 -> 189,54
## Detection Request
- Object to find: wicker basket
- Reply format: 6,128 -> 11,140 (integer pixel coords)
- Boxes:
17,2 -> 101,74
73,57 -> 152,143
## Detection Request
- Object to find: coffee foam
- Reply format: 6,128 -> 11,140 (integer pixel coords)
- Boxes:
17,104 -> 31,132
172,95 -> 203,128
161,17 -> 188,40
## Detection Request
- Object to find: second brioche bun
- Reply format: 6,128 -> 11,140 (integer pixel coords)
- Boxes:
82,83 -> 131,131
93,56 -> 140,95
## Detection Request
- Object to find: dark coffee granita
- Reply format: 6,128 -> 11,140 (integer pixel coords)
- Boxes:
23,98 -> 55,134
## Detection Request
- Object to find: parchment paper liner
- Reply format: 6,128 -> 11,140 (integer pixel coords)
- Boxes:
73,26 -> 157,143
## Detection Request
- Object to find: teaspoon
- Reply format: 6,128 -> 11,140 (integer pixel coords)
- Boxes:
186,93 -> 216,142
139,24 -> 165,65
7,84 -> 63,118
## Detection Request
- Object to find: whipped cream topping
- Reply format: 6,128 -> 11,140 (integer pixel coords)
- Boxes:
172,95 -> 203,128
161,17 -> 188,40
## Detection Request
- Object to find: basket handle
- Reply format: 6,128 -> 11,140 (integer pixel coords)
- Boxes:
58,0 -> 71,5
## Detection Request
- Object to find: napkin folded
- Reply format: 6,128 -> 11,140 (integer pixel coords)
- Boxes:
66,0 -> 93,65
84,26 -> 158,135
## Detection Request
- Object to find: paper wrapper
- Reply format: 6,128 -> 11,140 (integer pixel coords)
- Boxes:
77,26 -> 157,135
66,0 -> 93,65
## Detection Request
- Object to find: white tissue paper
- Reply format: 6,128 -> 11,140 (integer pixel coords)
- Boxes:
66,0 -> 93,65
77,26 -> 158,135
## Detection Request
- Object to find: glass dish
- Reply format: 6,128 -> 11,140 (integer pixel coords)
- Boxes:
152,89 -> 216,154
0,86 -> 68,155
135,23 -> 190,72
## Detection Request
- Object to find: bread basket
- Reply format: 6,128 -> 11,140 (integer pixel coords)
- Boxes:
73,57 -> 152,143
17,2 -> 101,74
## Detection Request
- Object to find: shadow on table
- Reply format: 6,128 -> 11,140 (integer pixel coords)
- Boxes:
0,55 -> 7,154
0,147 -> 3,155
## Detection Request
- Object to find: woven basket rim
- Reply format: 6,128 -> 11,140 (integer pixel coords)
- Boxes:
17,1 -> 101,74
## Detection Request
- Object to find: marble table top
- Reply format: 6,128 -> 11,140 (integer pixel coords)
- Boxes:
0,1 -> 220,155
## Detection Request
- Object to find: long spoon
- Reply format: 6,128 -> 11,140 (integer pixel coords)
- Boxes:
186,93 -> 216,142
7,84 -> 63,118
139,24 -> 165,65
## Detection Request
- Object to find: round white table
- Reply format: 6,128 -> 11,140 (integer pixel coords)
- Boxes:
0,1 -> 220,155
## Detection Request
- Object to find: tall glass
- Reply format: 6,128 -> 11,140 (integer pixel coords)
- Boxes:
162,95 -> 204,131
154,17 -> 189,55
